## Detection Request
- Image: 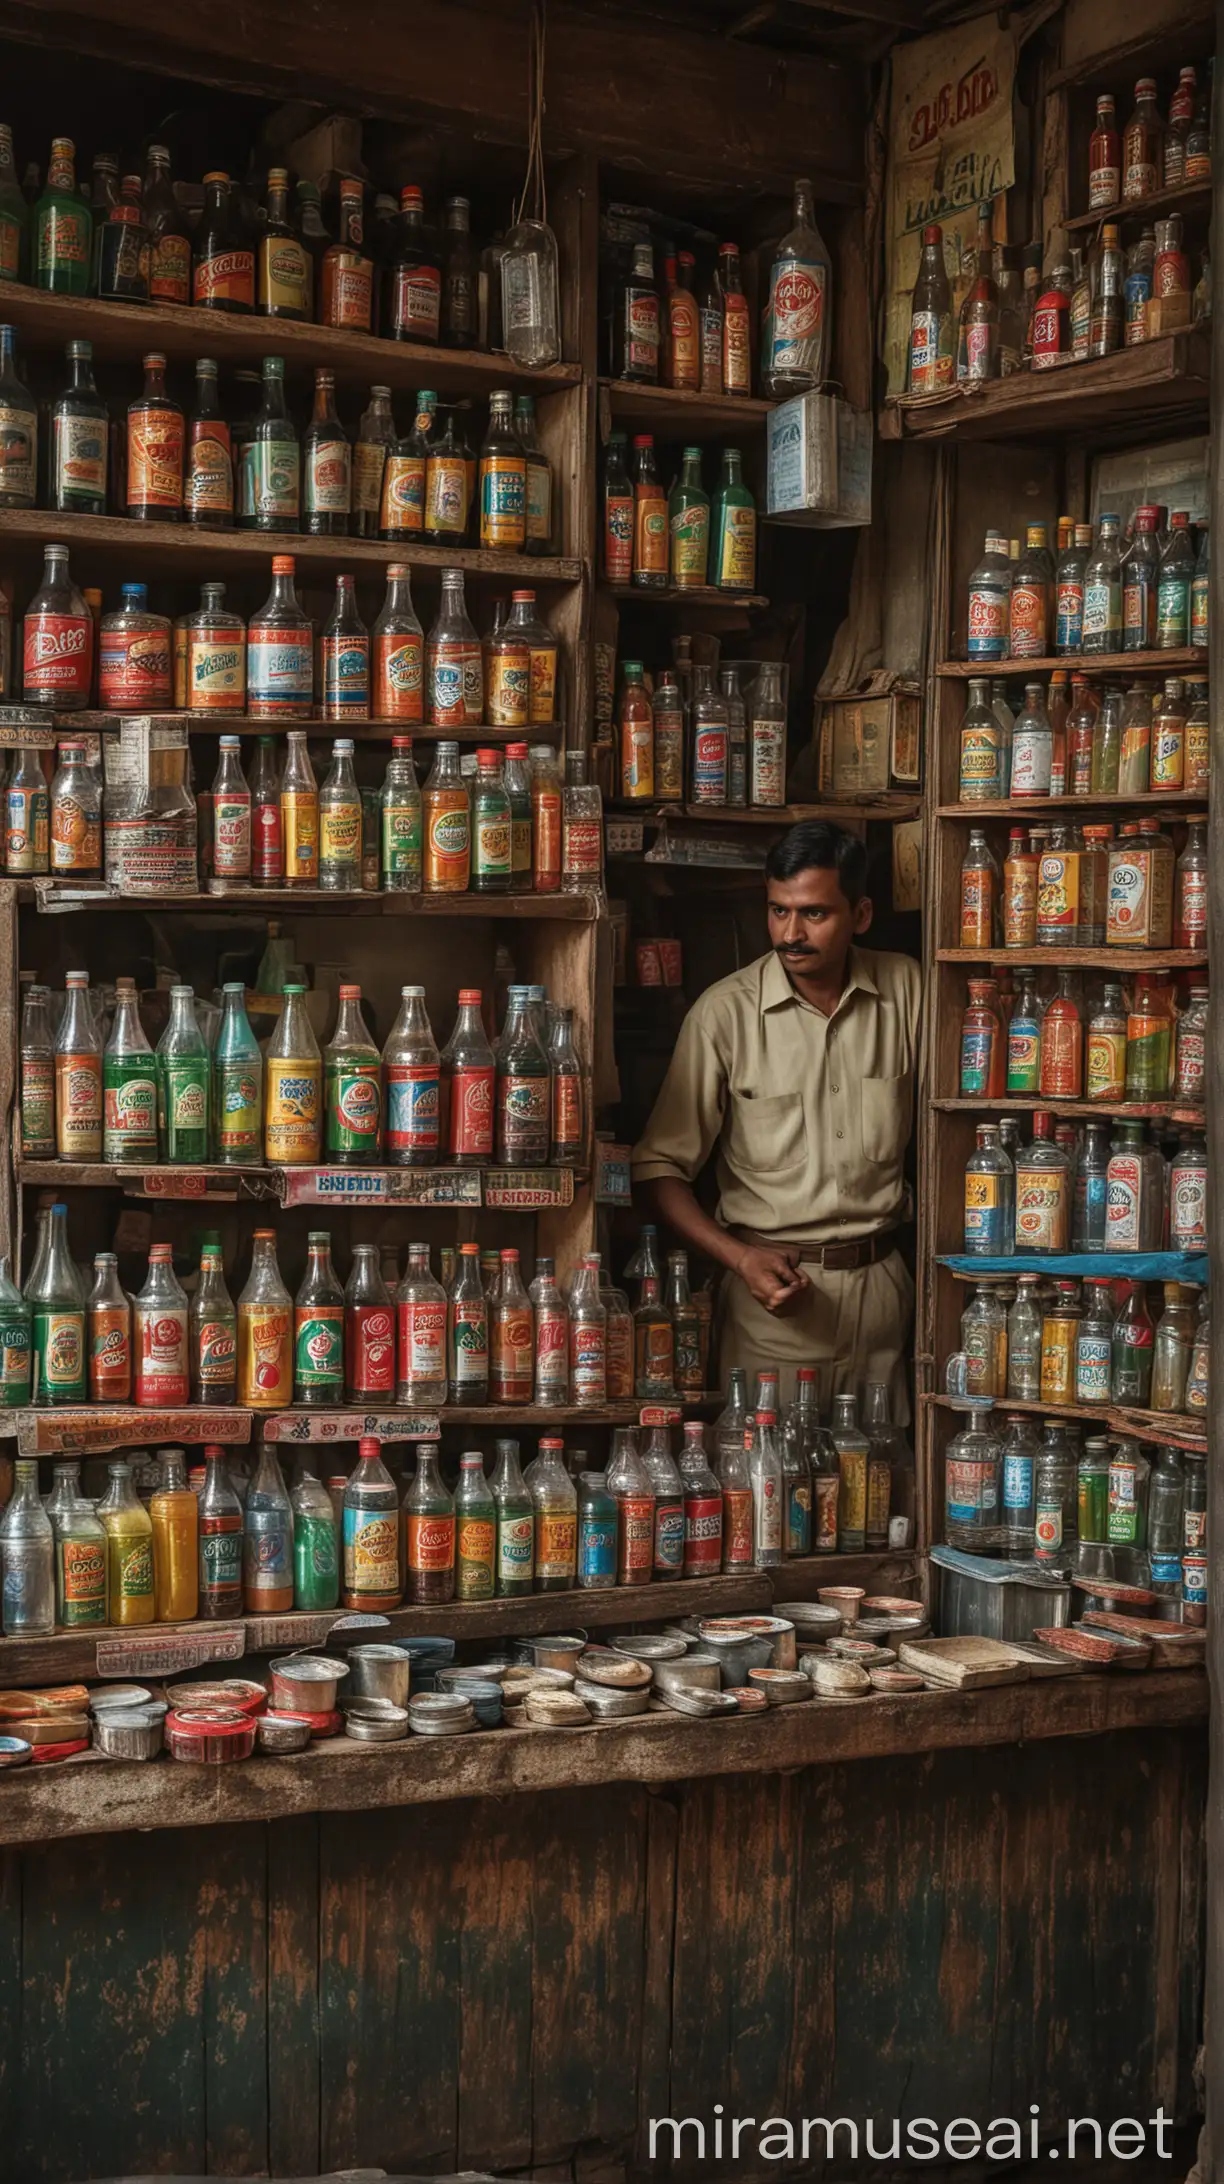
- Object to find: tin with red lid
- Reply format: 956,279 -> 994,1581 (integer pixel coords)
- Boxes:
165,1707 -> 257,1763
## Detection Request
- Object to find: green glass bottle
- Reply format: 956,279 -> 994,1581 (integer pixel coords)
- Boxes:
0,124 -> 27,283
0,1251 -> 32,1408
323,983 -> 383,1164
212,982 -> 264,1166
157,986 -> 210,1165
35,138 -> 92,296
471,748 -> 512,894
490,1437 -> 535,1598
668,444 -> 710,589
454,1450 -> 496,1602
291,1459 -> 340,1610
710,446 -> 757,593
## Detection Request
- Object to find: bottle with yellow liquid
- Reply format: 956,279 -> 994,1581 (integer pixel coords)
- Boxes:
97,1459 -> 155,1625
265,983 -> 322,1164
238,1228 -> 294,1408
150,1447 -> 199,1621
280,728 -> 319,887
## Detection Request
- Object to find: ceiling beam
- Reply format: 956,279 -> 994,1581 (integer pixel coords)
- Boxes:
0,0 -> 867,199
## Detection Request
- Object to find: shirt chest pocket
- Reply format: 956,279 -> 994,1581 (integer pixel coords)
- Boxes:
725,1088 -> 806,1177
860,1073 -> 912,1164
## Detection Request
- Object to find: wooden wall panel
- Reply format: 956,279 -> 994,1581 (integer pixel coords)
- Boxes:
0,1731 -> 1204,2182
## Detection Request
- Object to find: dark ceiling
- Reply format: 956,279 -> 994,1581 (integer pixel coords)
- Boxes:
573,0 -> 970,65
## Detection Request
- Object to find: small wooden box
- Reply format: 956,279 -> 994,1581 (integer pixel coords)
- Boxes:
816,689 -> 922,793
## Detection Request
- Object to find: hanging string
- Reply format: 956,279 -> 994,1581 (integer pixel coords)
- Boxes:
514,0 -> 547,228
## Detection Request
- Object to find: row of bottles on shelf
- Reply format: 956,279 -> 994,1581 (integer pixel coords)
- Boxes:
957,672 -> 1208,800
10,548 -> 562,723
605,181 -> 831,398
944,1410 -> 1206,1610
959,971 -> 1206,1106
959,814 -> 1205,951
23,976 -> 585,1170
963,1108 -> 1206,1256
3,729 -> 606,902
0,336 -> 558,550
956,1270 -> 1207,1417
601,434 -> 758,592
909,201 -> 1207,394
1086,66 -> 1213,208
966,515 -> 1208,661
0,132 -> 560,363
616,653 -> 786,807
0,1363 -> 911,1637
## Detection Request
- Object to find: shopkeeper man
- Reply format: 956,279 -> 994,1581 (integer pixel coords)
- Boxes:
631,820 -> 920,1417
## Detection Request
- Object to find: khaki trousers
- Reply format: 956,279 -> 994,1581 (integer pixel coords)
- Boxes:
715,1248 -> 914,1422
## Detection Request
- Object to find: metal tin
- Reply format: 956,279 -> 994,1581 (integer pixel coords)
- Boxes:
169,1677 -> 267,1715
438,1661 -> 510,1689
88,1683 -> 154,1712
855,1611 -> 929,1649
698,1614 -> 796,1670
345,1697 -> 409,1741
92,1705 -> 164,1759
869,1666 -> 925,1694
347,1645 -> 412,1707
656,1683 -> 738,1717
611,1634 -> 688,1662
0,1736 -> 31,1768
811,1656 -> 870,1696
572,1678 -> 650,1718
816,1586 -> 865,1622
444,1677 -> 504,1727
651,1654 -> 721,1696
257,1711 -> 313,1754
513,1632 -> 587,1671
747,1667 -> 812,1705
270,1656 -> 349,1714
409,1692 -> 475,1736
731,1686 -> 769,1713
165,1706 -> 257,1762
694,1622 -> 774,1686
574,1646 -> 652,1689
827,1637 -> 894,1667
501,1665 -> 574,1694
771,1601 -> 843,1641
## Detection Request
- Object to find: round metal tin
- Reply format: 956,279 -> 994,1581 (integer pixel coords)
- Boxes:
747,1667 -> 813,1705
572,1679 -> 650,1719
611,1635 -> 689,1662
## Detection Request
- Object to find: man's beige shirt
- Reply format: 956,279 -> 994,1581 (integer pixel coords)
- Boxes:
631,946 -> 921,1245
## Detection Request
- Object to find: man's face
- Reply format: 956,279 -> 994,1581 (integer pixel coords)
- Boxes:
766,863 -> 873,978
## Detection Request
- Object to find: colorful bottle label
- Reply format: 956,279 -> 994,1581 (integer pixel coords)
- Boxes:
34,1307 -> 85,1398
103,1059 -> 158,1156
0,404 -> 35,502
25,612 -> 92,702
55,1053 -> 102,1155
128,407 -> 184,511
381,797 -> 422,886
59,1534 -> 107,1624
424,454 -> 469,537
321,636 -> 369,720
450,1299 -> 488,1390
374,634 -> 424,719
135,1305 -> 188,1404
326,1061 -> 382,1156
241,438 -> 300,524
196,1314 -> 238,1392
149,232 -> 191,305
393,265 -> 441,339
239,1306 -> 293,1407
398,1297 -> 446,1390
195,248 -> 255,308
450,1063 -> 494,1158
385,1063 -> 439,1157
405,1510 -> 453,1580
347,1305 -> 395,1396
6,785 -> 48,874
456,1515 -> 496,1599
295,1305 -> 344,1389
305,437 -> 351,517
265,1058 -> 321,1162
497,1512 -> 534,1587
716,506 -> 755,589
247,628 -> 312,715
487,645 -> 531,727
51,414 -> 107,504
428,640 -> 483,726
20,1056 -> 55,1154
215,1059 -> 262,1157
187,627 -> 245,710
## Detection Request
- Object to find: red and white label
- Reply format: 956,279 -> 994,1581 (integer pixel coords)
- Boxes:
135,1305 -> 189,1405
24,613 -> 92,698
347,1305 -> 396,1397
397,1298 -> 445,1389
449,1065 -> 494,1159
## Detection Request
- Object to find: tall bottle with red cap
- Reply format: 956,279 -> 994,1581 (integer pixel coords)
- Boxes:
324,984 -> 382,1164
133,1243 -> 189,1408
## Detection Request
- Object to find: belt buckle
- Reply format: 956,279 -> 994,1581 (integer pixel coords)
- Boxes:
821,1241 -> 857,1271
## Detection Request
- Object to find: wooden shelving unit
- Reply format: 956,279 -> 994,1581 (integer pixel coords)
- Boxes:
881,329 -> 1210,444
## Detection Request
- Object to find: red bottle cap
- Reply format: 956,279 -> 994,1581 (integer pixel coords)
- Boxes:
358,1435 -> 381,1460
272,555 -> 295,575
457,988 -> 482,1005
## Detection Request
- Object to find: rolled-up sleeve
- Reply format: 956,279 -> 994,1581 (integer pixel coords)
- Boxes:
631,1013 -> 727,1186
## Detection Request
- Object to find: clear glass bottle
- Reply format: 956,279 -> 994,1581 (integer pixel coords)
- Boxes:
453,1449 -> 496,1603
829,1388 -> 868,1552
1,1460 -> 54,1635
561,749 -> 603,892
945,1411 -> 1001,1553
490,1436 -> 535,1597
1152,1283 -> 1196,1414
317,737 -> 362,891
396,1241 -> 448,1407
529,1256 -> 569,1406
1147,1444 -> 1185,1601
501,215 -> 561,367
606,1425 -> 655,1587
999,1413 -> 1039,1560
243,1443 -> 294,1612
781,1369 -> 818,1555
264,984 -> 321,1166
641,1424 -> 685,1577
762,177 -> 832,396
157,984 -> 210,1166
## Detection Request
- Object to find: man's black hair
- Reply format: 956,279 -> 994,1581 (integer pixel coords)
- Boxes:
764,819 -> 868,905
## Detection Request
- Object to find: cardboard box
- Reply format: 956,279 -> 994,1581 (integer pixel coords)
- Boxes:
816,690 -> 922,794
767,392 -> 873,526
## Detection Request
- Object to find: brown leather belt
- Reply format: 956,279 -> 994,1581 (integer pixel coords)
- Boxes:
730,1226 -> 899,1273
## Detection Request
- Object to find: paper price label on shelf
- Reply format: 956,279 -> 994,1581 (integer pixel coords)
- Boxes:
261,1411 -> 441,1445
279,1166 -> 482,1207
483,1169 -> 574,1210
246,1613 -> 339,1653
639,1405 -> 684,1427
95,1626 -> 246,1679
133,1170 -> 241,1200
18,1405 -> 252,1455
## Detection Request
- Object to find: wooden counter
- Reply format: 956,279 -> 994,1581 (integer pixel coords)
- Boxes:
0,1669 -> 1204,1850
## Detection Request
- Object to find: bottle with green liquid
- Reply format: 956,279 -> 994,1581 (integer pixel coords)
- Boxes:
668,444 -> 709,589
711,447 -> 756,593
212,982 -> 264,1165
157,985 -> 210,1165
291,1457 -> 340,1610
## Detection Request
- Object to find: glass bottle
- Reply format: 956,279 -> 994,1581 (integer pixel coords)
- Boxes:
131,1243 -> 189,1408
964,1122 -> 1014,1256
490,1248 -> 534,1405
100,976 -> 156,1165
287,1460 -> 338,1613
907,220 -> 955,391
26,550 -> 94,715
606,1426 -> 654,1587
150,1451 -> 199,1623
190,1243 -> 237,1405
829,1389 -> 868,1552
1072,1122 -> 1112,1255
1175,985 -> 1208,1108
257,165 -> 310,320
339,1435 -> 400,1609
291,1231 -> 344,1408
1122,505 -> 1160,651
317,735 -> 363,887
1014,1111 -> 1071,1253
0,325 -> 35,511
26,1202 -> 86,1406
495,985 -> 550,1166
762,177 -> 832,396
998,1413 -> 1039,1560
237,1229 -> 293,1410
392,1241 -> 445,1408
427,569 -> 482,727
264,983 -> 321,1164
955,202 -> 998,381
243,1444 -> 294,1612
448,1241 -> 489,1404
1152,1284 -> 1195,1414
563,1252 -> 605,1409
641,1425 -> 685,1578
302,370 -> 352,540
501,216 -> 561,368
471,749 -> 512,894
1107,1435 -> 1150,1581
52,1495 -> 107,1629
515,394 -> 553,554
99,1463 -> 158,1630
1009,683 -> 1053,798
1123,77 -> 1163,200
386,185 -> 440,341
157,984 -> 210,1166
211,983 -> 262,1169
350,385 -> 395,539
1034,1422 -> 1079,1563
479,389 -> 527,553
1082,514 -> 1123,654
1157,510 -> 1195,649
373,564 -> 424,725
961,1280 -> 1007,1398
1,1461 -> 53,1636
1105,1119 -> 1164,1251
87,1251 -> 131,1404
710,447 -> 756,592
1147,1445 -> 1185,1601
238,355 -> 300,534
0,1253 -> 30,1410
452,1450 -> 496,1603
781,1369 -> 818,1555
210,738 -> 251,883
20,984 -> 55,1159
320,178 -> 372,333
944,1411 -> 1001,1553
47,339 -> 106,517
713,1369 -> 752,1569
247,555 -> 313,723
35,138 -> 91,295
54,969 -> 103,1162
490,1437 -> 535,1596
0,123 -> 27,283
193,170 -> 254,311
1111,1280 -> 1155,1406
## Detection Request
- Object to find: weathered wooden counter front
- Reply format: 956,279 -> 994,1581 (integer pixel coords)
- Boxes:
0,1678 -> 1206,2181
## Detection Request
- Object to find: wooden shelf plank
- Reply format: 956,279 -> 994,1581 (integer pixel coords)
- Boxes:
605,582 -> 768,611
936,646 -> 1206,678
937,946 -> 1207,969
1063,180 -> 1213,233
933,1098 -> 1205,1123
937,794 -> 1207,817
923,1390 -> 1206,1452
52,713 -> 564,744
599,376 -> 776,435
17,1160 -> 583,1210
22,881 -> 598,921
606,797 -> 922,826
881,331 -> 1209,444
0,508 -> 582,588
0,280 -> 581,403
0,1670 -> 1203,1850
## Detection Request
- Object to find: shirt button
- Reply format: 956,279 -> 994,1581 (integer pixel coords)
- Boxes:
836,1129 -> 844,1139
831,1083 -> 840,1093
